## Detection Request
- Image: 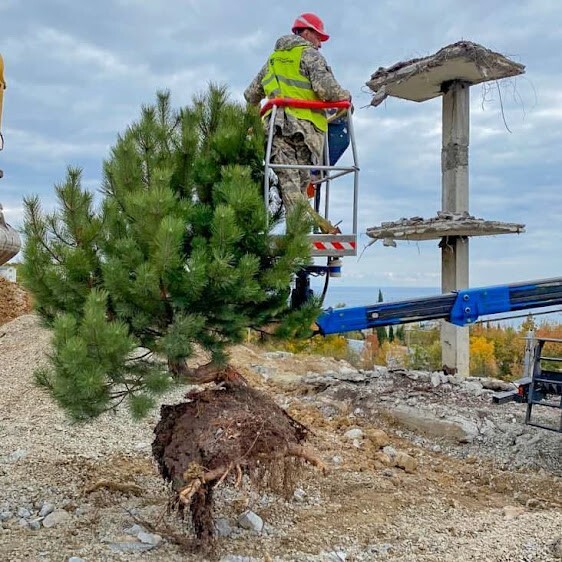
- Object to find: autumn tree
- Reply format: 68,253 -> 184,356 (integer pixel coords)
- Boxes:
469,335 -> 497,376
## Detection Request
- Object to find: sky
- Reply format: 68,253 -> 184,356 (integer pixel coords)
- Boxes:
1,0 -> 561,297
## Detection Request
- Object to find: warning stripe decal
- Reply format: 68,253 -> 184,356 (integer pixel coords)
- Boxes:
312,241 -> 356,250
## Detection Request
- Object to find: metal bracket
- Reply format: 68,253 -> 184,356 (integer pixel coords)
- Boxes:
449,285 -> 511,326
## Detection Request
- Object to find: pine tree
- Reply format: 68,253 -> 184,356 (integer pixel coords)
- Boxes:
376,288 -> 387,345
388,325 -> 395,343
22,85 -> 320,421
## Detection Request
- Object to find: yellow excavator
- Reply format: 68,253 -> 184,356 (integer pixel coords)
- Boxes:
0,54 -> 22,265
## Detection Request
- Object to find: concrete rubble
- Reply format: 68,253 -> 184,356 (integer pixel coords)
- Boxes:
366,40 -> 526,106
366,211 -> 525,245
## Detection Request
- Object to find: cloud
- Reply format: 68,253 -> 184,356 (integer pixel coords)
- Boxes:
1,0 -> 561,297
6,128 -> 108,165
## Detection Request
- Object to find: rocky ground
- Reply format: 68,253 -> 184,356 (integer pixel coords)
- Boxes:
0,308 -> 561,561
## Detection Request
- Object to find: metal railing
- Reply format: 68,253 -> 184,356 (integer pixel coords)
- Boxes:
260,98 -> 359,234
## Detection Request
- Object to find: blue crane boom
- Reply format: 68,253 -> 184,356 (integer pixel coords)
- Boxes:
316,277 -> 562,335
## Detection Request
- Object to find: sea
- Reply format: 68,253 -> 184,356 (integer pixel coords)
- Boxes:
318,283 -> 439,310
311,282 -> 562,328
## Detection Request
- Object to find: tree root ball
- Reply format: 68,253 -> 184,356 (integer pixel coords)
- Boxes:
152,378 -> 324,544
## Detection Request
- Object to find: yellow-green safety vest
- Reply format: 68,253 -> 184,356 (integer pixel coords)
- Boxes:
261,45 -> 327,132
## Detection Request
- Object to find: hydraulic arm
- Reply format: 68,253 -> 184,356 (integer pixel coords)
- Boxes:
316,277 -> 562,335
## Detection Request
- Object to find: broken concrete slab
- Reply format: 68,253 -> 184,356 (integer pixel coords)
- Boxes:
366,41 -> 525,105
366,211 -> 525,243
384,405 -> 479,443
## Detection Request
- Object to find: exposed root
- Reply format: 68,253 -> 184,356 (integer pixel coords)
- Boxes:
179,463 -> 239,505
179,479 -> 203,506
213,462 -> 234,490
235,464 -> 243,488
178,448 -> 325,508
84,479 -> 143,496
286,443 -> 328,475
125,509 -> 194,550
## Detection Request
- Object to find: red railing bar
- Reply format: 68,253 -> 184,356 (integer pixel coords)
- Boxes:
260,98 -> 351,117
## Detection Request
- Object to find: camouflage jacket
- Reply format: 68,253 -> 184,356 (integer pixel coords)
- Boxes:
244,34 -> 350,162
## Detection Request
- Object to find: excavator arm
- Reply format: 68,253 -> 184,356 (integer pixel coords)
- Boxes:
316,277 -> 562,335
0,53 -> 6,178
0,53 -> 22,265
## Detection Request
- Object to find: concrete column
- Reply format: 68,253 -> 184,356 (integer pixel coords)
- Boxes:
441,236 -> 469,375
440,81 -> 470,376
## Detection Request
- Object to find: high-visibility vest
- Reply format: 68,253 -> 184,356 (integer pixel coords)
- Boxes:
261,45 -> 327,132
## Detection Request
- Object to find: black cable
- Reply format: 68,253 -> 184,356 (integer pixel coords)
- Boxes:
474,307 -> 562,325
319,260 -> 330,306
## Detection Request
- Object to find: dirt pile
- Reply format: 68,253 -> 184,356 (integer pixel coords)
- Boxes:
0,277 -> 32,326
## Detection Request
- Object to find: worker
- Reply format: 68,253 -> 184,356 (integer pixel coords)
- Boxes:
244,12 -> 351,234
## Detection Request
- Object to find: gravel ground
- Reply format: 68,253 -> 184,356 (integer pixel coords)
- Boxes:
1,314 -> 561,562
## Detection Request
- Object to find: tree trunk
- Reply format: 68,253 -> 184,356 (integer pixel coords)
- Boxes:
167,359 -> 246,385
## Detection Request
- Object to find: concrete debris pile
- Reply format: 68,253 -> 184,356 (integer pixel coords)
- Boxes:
293,362 -> 562,472
366,40 -> 526,106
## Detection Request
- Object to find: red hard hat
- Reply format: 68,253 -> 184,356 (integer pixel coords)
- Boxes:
291,13 -> 330,42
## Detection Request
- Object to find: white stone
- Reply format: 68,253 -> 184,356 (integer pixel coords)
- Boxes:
343,428 -> 364,441
293,488 -> 306,502
237,510 -> 264,533
108,542 -> 154,553
382,446 -> 397,458
39,503 -> 55,518
42,509 -> 70,528
17,507 -> 31,518
137,531 -> 162,546
463,381 -> 484,396
214,517 -> 233,537
123,524 -> 143,536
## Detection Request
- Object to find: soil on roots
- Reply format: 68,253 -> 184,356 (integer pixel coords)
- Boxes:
152,378 -> 313,546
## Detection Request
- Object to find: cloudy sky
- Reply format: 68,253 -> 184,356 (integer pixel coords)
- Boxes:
1,0 -> 561,296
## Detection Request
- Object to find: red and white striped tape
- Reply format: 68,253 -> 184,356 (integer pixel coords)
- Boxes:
312,240 -> 356,251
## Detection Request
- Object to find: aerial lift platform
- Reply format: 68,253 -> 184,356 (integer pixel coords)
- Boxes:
261,98 -> 358,306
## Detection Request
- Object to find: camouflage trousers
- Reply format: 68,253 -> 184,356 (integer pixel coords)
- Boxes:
270,131 -> 336,233
271,131 -> 314,208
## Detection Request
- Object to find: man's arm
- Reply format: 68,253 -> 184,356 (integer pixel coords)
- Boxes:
244,63 -> 268,105
302,49 -> 350,102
